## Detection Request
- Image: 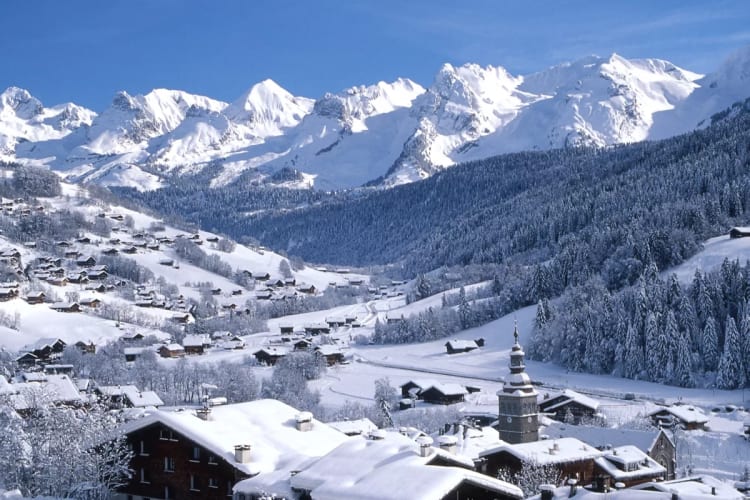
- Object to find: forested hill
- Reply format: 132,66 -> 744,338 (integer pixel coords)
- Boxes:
241,99 -> 750,279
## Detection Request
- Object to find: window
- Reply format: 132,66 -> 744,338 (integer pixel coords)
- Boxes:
159,428 -> 178,441
209,477 -> 219,489
164,456 -> 175,472
139,440 -> 148,456
190,446 -> 201,462
139,468 -> 150,484
189,474 -> 199,491
164,486 -> 172,499
208,454 -> 218,465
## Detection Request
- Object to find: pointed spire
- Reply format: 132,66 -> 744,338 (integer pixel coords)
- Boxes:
513,318 -> 519,344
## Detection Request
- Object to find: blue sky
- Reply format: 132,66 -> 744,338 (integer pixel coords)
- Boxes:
3,0 -> 750,110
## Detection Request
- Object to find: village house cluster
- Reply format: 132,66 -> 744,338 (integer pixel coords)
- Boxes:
99,325 -> 750,499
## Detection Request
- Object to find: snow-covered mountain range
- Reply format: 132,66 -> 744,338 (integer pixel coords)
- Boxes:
3,45 -> 750,190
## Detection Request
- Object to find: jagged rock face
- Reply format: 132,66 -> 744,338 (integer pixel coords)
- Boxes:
3,45 -> 750,190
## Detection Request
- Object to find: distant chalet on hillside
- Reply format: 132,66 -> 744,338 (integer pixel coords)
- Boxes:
730,226 -> 750,238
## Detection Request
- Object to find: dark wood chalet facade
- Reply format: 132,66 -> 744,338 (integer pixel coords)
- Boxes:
118,422 -> 247,499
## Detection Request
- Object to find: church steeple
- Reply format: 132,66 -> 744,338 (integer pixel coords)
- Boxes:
497,321 -> 539,443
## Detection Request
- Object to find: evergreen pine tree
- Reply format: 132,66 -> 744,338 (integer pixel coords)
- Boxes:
645,313 -> 661,381
623,321 -> 643,379
701,317 -> 720,372
673,331 -> 695,388
458,286 -> 471,329
716,317 -> 746,389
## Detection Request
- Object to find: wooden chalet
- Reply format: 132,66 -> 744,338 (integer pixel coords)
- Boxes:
538,389 -> 601,423
279,324 -> 295,335
253,346 -> 290,366
544,421 -> 677,481
20,338 -> 67,362
49,302 -> 81,313
304,323 -> 331,335
419,383 -> 468,405
648,404 -> 709,431
79,297 -> 102,308
0,287 -> 19,301
171,313 -> 191,324
183,334 -> 212,355
76,256 -> 97,267
479,437 -> 603,484
293,338 -> 313,350
444,338 -> 484,354
117,400 -> 348,500
24,291 -> 46,304
314,345 -> 345,366
296,283 -> 316,294
15,352 -> 39,368
400,379 -> 440,399
158,343 -> 186,358
75,340 -> 96,354
729,226 -> 750,238
102,247 -> 119,255
325,316 -> 347,328
66,273 -> 89,284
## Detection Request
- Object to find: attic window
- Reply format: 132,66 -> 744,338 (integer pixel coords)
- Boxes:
190,446 -> 201,462
159,428 -> 178,441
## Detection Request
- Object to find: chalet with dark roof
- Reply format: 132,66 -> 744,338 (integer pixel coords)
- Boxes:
538,389 -> 602,423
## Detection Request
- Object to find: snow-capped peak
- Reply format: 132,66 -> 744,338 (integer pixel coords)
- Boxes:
1,86 -> 44,120
4,44 -> 750,191
226,79 -> 314,132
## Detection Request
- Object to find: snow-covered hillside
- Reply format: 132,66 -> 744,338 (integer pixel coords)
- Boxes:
0,180 -> 367,352
4,45 -> 750,189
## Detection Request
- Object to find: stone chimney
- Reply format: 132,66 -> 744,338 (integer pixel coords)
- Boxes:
234,444 -> 251,463
567,478 -> 578,497
369,429 -> 386,440
196,407 -> 211,421
437,435 -> 457,454
416,436 -> 434,457
540,484 -> 555,500
295,411 -> 313,432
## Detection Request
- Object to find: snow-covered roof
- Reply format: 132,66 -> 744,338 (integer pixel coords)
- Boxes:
542,389 -> 600,411
3,374 -> 84,410
402,378 -> 440,390
279,431 -> 522,500
438,424 -> 504,461
182,334 -> 210,347
633,475 -> 745,499
542,421 -> 670,454
594,445 -> 666,481
480,437 -> 603,465
423,383 -> 468,396
445,339 -> 479,350
19,337 -> 64,352
161,343 -> 184,351
327,418 -> 378,436
119,399 -> 347,477
648,404 -> 709,424
122,387 -> 163,408
315,345 -> 345,356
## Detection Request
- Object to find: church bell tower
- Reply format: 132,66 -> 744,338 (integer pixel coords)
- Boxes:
497,321 -> 539,444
